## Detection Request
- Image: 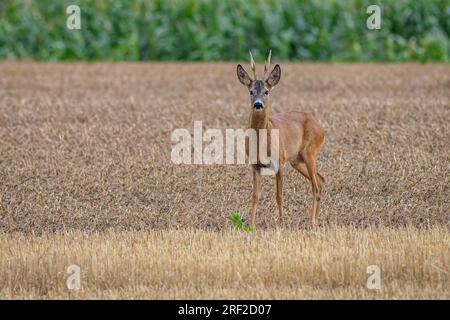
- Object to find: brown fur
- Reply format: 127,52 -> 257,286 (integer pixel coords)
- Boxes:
237,52 -> 325,227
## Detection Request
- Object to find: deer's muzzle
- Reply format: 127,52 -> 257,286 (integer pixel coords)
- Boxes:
253,101 -> 263,111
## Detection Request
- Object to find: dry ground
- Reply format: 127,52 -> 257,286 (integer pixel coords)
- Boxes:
0,227 -> 449,299
0,62 -> 449,299
0,62 -> 448,231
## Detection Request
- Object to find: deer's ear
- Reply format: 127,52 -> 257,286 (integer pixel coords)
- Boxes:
266,64 -> 281,88
236,64 -> 252,87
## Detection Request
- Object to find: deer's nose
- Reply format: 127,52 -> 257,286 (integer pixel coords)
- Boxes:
253,102 -> 263,110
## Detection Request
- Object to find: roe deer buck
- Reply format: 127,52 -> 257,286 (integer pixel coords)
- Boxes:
236,50 -> 325,227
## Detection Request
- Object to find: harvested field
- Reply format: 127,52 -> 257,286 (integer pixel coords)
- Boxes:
0,227 -> 449,299
0,62 -> 448,231
0,62 -> 449,299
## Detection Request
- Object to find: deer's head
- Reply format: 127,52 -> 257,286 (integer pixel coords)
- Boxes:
236,50 -> 281,112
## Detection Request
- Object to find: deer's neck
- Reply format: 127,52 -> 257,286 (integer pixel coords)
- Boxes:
248,106 -> 274,166
249,109 -> 271,130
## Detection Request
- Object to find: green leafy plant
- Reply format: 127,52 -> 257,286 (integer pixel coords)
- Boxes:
0,0 -> 448,62
229,211 -> 255,232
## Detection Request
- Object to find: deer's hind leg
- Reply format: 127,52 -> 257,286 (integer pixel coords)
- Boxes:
298,149 -> 324,227
290,157 -> 310,181
275,165 -> 284,227
290,157 -> 313,224
291,156 -> 325,199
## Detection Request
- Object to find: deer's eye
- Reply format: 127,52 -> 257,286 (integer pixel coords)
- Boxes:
264,90 -> 269,95
250,90 -> 254,96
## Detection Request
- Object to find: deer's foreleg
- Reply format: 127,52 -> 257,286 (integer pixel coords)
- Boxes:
250,167 -> 261,227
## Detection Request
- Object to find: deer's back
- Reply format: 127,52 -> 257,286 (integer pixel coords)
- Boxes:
270,111 -> 324,161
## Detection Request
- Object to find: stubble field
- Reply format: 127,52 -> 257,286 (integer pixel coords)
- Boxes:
0,62 -> 448,299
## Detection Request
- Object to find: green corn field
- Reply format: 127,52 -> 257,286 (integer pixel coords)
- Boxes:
0,0 -> 448,62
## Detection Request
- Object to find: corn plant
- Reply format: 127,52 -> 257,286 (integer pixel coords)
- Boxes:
0,0 -> 448,62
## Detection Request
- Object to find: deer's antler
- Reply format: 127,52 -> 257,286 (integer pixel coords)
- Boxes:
249,51 -> 257,79
264,50 -> 272,79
